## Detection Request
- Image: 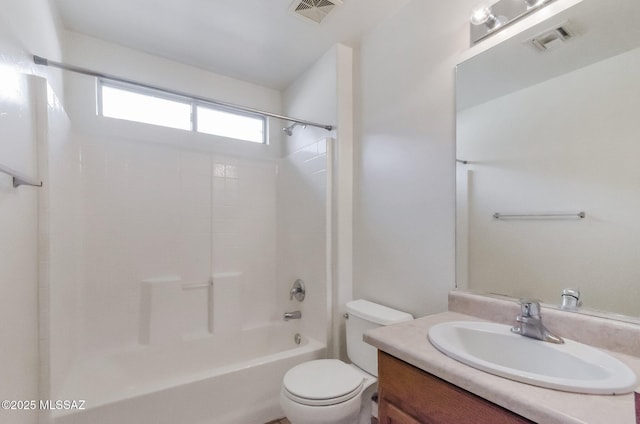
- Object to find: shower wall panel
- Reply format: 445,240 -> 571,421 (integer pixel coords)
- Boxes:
80,137 -> 278,356
277,138 -> 329,345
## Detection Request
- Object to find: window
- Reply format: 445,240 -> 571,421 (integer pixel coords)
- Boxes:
98,80 -> 266,144
101,84 -> 192,131
197,106 -> 264,143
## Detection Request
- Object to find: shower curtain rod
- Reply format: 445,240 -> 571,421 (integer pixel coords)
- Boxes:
33,55 -> 335,132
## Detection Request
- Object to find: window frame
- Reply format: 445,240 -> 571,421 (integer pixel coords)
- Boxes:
97,79 -> 268,144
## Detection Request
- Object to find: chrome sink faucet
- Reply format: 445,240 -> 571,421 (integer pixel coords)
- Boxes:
511,299 -> 564,344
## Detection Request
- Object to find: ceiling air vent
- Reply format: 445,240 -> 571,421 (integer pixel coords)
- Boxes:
289,0 -> 343,24
528,23 -> 575,52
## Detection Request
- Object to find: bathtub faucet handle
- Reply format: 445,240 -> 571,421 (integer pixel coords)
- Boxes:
289,279 -> 305,302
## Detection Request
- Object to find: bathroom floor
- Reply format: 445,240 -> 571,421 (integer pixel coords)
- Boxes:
267,418 -> 379,424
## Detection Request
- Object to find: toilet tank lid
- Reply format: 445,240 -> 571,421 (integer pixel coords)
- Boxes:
346,300 -> 413,325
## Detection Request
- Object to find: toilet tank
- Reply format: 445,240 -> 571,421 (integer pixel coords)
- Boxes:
345,300 -> 413,376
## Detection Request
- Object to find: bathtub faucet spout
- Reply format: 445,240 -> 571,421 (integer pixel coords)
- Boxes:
283,311 -> 302,321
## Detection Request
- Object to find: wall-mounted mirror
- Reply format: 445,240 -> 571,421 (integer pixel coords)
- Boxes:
456,0 -> 640,319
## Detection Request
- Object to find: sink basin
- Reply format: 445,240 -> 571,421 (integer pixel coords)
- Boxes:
428,321 -> 637,394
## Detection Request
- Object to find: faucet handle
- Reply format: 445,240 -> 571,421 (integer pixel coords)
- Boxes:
289,279 -> 305,302
561,288 -> 581,309
518,299 -> 541,318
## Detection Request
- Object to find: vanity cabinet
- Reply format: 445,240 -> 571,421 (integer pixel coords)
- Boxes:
377,351 -> 534,424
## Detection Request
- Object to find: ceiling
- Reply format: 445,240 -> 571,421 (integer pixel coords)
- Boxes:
53,0 -> 408,90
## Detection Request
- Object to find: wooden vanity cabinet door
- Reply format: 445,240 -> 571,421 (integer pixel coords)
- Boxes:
383,402 -> 423,424
378,351 -> 534,424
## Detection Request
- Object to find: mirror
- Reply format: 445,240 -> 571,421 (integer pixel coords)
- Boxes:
456,0 -> 640,319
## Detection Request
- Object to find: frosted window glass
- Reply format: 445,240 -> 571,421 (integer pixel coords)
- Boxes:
197,106 -> 264,143
101,85 -> 191,130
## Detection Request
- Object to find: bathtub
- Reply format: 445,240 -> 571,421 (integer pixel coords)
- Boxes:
51,324 -> 325,424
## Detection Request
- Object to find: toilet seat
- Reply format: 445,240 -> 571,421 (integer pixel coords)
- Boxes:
282,359 -> 365,407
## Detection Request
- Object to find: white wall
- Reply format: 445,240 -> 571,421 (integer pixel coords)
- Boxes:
40,83 -> 79,408
0,1 -> 64,423
283,44 -> 352,358
277,138 -> 330,345
354,0 -> 477,318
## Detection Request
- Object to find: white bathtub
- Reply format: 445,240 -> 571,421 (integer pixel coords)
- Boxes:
52,324 -> 325,424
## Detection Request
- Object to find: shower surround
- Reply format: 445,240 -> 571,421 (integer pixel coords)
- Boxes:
44,133 -> 331,423
80,141 -> 282,350
36,31 -> 346,424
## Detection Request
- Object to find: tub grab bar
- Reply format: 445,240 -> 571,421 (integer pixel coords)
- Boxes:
0,163 -> 42,188
182,280 -> 214,290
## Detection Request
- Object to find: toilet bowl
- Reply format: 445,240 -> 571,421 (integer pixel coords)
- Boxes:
280,360 -> 376,424
280,300 -> 413,424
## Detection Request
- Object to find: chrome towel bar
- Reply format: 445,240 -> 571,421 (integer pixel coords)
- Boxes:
493,212 -> 585,220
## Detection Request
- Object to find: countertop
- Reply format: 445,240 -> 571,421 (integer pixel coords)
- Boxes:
364,311 -> 640,424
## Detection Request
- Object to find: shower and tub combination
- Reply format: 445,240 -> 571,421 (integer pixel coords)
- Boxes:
53,324 -> 324,424
43,99 -> 334,423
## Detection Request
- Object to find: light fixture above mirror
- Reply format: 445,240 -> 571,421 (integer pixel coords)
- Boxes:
470,2 -> 505,30
524,0 -> 546,9
470,0 -> 556,45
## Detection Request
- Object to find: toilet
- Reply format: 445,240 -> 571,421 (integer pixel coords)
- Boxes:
280,299 -> 413,424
